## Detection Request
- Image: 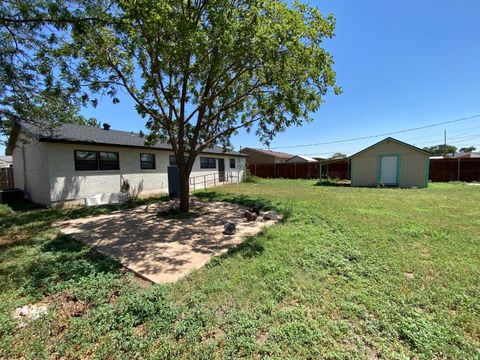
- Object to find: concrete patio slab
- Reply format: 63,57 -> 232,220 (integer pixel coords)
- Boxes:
61,200 -> 276,283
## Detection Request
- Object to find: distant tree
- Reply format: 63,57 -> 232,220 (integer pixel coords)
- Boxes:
459,146 -> 476,153
423,144 -> 457,155
60,0 -> 341,213
329,152 -> 347,159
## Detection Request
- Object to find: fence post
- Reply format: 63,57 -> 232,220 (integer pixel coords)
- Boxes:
457,158 -> 461,181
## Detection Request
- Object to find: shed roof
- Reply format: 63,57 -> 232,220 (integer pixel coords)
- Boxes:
7,122 -> 246,157
349,137 -> 431,158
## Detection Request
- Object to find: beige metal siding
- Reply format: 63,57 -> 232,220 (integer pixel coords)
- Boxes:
351,139 -> 429,188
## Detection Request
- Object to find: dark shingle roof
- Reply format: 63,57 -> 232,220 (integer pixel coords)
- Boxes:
20,122 -> 246,157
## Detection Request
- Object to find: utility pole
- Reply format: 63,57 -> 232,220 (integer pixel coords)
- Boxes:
443,129 -> 447,157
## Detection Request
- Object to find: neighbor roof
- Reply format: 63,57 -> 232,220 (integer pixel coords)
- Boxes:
349,137 -> 431,158
8,122 -> 246,157
288,155 -> 318,162
449,152 -> 480,159
240,147 -> 294,159
0,155 -> 13,166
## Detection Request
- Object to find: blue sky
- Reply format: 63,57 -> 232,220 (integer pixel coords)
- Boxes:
3,0 -> 479,156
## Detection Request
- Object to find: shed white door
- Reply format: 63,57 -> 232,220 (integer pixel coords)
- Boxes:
380,156 -> 398,185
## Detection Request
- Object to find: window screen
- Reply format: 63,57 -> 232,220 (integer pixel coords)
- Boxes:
140,153 -> 156,169
200,157 -> 216,169
74,150 -> 119,171
99,152 -> 119,170
169,155 -> 189,167
74,150 -> 98,171
230,158 -> 236,168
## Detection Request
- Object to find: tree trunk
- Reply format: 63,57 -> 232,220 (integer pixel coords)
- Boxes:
178,168 -> 190,214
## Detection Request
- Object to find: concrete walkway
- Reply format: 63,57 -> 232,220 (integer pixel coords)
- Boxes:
61,200 -> 276,283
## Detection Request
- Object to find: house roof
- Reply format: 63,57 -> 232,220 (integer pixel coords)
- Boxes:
449,152 -> 480,159
287,155 -> 318,162
8,122 -> 247,157
0,155 -> 13,166
349,137 -> 431,158
240,147 -> 294,159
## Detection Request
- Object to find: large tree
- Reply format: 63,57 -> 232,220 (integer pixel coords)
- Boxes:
0,0 -> 105,145
66,0 -> 340,213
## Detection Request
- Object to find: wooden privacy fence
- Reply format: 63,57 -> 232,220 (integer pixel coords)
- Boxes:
249,158 -> 480,182
0,168 -> 14,190
429,158 -> 480,182
320,159 -> 350,179
248,162 -> 320,179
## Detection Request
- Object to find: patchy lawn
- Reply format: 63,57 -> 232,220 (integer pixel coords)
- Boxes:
1,181 -> 479,359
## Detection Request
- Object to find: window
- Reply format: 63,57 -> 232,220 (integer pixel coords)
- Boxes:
230,158 -> 236,168
99,151 -> 119,170
200,157 -> 216,169
75,150 -> 98,171
169,155 -> 189,166
74,150 -> 119,171
140,153 -> 156,169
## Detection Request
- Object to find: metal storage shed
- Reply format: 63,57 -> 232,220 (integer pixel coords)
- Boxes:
350,137 -> 430,188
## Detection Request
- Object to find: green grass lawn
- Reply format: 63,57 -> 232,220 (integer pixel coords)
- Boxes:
1,180 -> 479,359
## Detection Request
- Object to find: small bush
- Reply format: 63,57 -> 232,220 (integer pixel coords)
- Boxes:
243,168 -> 260,183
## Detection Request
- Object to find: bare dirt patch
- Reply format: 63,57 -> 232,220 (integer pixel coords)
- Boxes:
61,198 -> 278,283
51,293 -> 90,318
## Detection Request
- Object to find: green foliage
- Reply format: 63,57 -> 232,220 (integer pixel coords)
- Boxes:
329,152 -> 347,159
459,146 -> 476,153
0,0 -> 103,143
242,167 -> 261,183
59,0 -> 340,211
423,144 -> 457,155
1,180 -> 480,358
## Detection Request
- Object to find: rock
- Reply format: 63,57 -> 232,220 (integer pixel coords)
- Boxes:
13,304 -> 48,328
263,210 -> 278,220
244,211 -> 257,221
249,206 -> 260,215
223,222 -> 236,235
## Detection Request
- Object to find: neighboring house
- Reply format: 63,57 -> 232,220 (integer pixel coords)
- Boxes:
286,155 -> 318,163
350,137 -> 430,188
0,156 -> 13,168
6,122 -> 246,207
240,147 -> 294,164
448,152 -> 480,159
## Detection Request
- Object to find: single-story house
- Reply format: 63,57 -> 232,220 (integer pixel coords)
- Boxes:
240,147 -> 294,164
6,122 -> 247,207
0,155 -> 13,168
350,137 -> 430,188
286,155 -> 318,163
448,152 -> 480,159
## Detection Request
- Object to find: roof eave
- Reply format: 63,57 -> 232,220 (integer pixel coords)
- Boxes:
349,137 -> 431,159
38,138 -> 248,157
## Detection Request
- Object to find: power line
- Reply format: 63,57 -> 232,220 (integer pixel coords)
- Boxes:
269,114 -> 480,150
